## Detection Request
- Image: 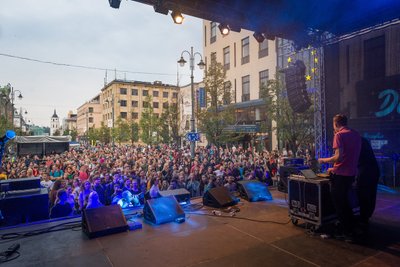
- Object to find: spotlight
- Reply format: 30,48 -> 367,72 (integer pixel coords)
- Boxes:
218,23 -> 230,36
171,11 -> 184,24
108,0 -> 121,9
153,0 -> 169,15
0,130 -> 16,145
253,32 -> 265,43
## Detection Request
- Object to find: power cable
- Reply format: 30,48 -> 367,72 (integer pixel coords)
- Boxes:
0,52 -> 183,76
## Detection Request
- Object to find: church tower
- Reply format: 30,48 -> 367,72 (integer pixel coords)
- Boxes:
50,109 -> 60,136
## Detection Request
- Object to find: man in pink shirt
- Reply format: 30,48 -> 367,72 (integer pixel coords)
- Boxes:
319,114 -> 361,239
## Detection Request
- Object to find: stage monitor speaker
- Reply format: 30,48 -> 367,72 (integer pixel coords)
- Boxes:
159,188 -> 191,205
285,60 -> 311,113
82,205 -> 128,238
0,188 -> 49,226
203,187 -> 237,208
143,195 -> 185,225
238,180 -> 273,202
0,177 -> 40,192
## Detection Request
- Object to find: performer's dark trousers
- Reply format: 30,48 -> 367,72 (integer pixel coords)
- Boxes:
357,183 -> 378,223
331,174 -> 355,234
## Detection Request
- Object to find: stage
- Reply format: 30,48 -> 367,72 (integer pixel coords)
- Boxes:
0,188 -> 399,267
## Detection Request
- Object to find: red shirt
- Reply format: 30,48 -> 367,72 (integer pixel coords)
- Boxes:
332,127 -> 361,176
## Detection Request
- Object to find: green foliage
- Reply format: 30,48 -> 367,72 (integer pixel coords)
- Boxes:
98,122 -> 111,144
0,115 -> 14,136
198,61 -> 238,146
159,103 -> 180,145
53,129 -> 61,136
130,121 -> 139,144
260,77 -> 314,154
114,117 -> 130,144
139,95 -> 160,145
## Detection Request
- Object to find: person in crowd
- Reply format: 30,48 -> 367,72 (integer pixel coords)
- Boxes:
93,177 -> 106,205
86,191 -> 104,209
50,189 -> 73,218
78,180 -> 93,211
318,114 -> 361,241
186,173 -> 200,197
40,172 -> 53,191
49,180 -> 64,208
356,137 -> 380,232
149,178 -> 160,198
224,176 -> 237,193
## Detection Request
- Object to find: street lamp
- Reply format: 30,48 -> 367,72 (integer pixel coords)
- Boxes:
15,108 -> 28,133
178,47 -> 205,158
7,84 -> 23,129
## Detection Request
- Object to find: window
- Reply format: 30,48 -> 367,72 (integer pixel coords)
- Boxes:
172,92 -> 178,98
153,90 -> 159,97
210,22 -> 217,44
153,102 -> 159,108
223,46 -> 230,70
88,117 -> 93,123
143,90 -> 148,96
163,102 -> 169,109
223,81 -> 231,105
131,88 -> 138,96
259,39 -> 268,58
131,100 -> 138,107
120,100 -> 127,107
132,112 -> 138,119
211,52 -> 217,63
259,70 -> 269,88
364,35 -> 385,80
242,75 -> 250,102
88,107 -> 94,113
120,112 -> 127,119
120,88 -> 127,95
241,37 -> 250,64
143,101 -> 149,108
163,92 -> 169,98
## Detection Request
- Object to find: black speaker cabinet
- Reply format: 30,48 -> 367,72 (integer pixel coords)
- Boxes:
143,195 -> 185,225
0,177 -> 41,192
238,180 -> 273,202
159,188 -> 191,205
203,187 -> 237,208
82,205 -> 128,238
288,176 -> 336,227
278,165 -> 309,193
0,188 -> 49,226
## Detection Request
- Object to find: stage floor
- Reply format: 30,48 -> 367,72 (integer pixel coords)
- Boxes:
1,188 -> 399,267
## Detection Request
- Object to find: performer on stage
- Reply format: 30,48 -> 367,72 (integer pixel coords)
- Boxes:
357,137 -> 380,227
318,114 -> 361,240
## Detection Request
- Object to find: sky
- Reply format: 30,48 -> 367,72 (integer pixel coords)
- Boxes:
0,0 -> 203,127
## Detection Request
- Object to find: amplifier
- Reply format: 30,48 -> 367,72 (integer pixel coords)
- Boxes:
288,176 -> 336,227
159,188 -> 191,205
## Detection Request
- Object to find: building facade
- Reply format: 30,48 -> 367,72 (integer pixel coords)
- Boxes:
63,111 -> 77,133
203,21 -> 278,150
100,79 -> 179,127
76,94 -> 102,136
50,109 -> 60,136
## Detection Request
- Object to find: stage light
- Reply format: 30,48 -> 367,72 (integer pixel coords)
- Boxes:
218,23 -> 230,36
0,130 -> 16,145
253,32 -> 265,43
153,0 -> 169,15
171,11 -> 184,24
108,0 -> 121,9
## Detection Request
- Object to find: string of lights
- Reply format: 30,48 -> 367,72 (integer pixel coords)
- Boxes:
0,52 -> 181,76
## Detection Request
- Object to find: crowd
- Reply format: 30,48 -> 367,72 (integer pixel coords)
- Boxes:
0,144 -> 314,219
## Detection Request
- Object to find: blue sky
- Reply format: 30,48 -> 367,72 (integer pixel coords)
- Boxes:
0,0 -> 203,126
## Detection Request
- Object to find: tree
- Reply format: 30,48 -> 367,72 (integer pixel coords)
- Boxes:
260,77 -> 314,155
53,129 -> 61,136
87,128 -> 99,144
159,103 -> 180,145
130,121 -> 139,144
197,61 -> 238,146
114,117 -> 130,144
139,96 -> 160,145
98,122 -> 111,144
